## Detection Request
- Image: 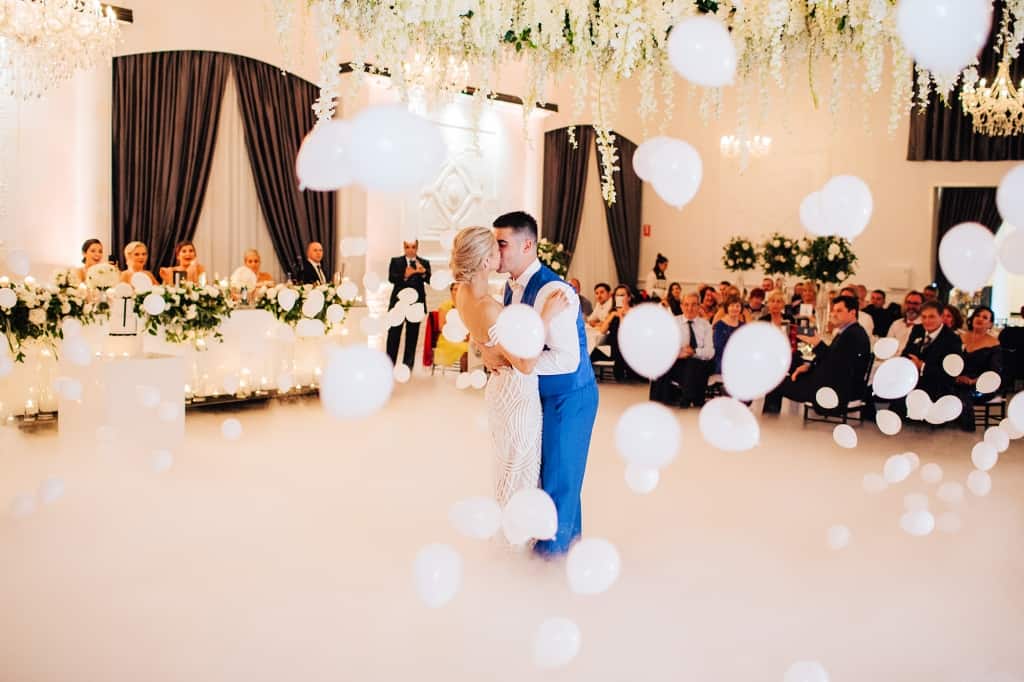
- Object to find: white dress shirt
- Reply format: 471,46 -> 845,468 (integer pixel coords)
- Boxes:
887,318 -> 920,354
645,271 -> 668,299
509,259 -> 581,376
309,259 -> 326,284
677,315 -> 715,361
858,311 -> 874,337
587,298 -> 612,325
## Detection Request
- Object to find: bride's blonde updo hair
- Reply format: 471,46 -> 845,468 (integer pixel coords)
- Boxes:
450,226 -> 496,283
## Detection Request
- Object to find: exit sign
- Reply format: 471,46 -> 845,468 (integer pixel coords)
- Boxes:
642,224 -> 651,237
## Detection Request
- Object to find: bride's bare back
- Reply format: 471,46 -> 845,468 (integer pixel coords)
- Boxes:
455,283 -> 502,347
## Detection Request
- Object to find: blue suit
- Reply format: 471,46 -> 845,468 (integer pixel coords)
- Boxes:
505,264 -> 599,555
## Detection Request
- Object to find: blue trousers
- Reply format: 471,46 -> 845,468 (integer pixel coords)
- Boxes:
534,382 -> 600,556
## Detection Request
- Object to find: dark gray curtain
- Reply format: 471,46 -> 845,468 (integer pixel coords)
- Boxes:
231,55 -> 336,280
598,133 -> 642,287
112,51 -> 230,269
541,126 -> 595,256
908,0 -> 1024,161
934,187 -> 1001,298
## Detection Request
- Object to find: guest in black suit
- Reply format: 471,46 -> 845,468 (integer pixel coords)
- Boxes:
386,240 -> 431,370
763,295 -> 871,414
864,289 -> 897,337
296,241 -> 329,285
901,301 -> 963,401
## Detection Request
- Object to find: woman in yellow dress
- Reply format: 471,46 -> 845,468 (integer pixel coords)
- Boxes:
434,283 -> 469,370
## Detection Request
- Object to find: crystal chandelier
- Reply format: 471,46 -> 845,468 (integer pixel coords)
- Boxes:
961,52 -> 1024,137
719,134 -> 772,158
0,0 -> 121,100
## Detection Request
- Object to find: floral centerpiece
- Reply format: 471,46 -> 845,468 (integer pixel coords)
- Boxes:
722,236 -> 757,272
86,263 -> 120,290
133,283 -> 235,345
254,283 -> 354,334
795,236 -> 858,285
758,233 -> 799,276
0,278 -> 108,361
538,238 -> 571,277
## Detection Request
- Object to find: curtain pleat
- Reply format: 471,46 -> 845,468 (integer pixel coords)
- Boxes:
541,126 -> 595,258
598,134 -> 642,287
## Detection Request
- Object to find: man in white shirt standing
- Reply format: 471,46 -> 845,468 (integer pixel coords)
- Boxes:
649,292 -> 715,407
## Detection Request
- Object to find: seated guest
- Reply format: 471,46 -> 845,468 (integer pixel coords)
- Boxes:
119,241 -> 158,285
712,295 -> 745,374
923,283 -> 939,303
761,277 -> 774,292
790,281 -> 817,321
893,301 -> 963,416
864,289 -> 897,337
713,285 -> 750,324
746,287 -> 766,318
763,295 -> 871,414
836,286 -> 874,337
587,283 -> 613,327
661,282 -> 683,316
791,281 -> 805,304
296,241 -> 329,285
434,283 -> 470,371
698,285 -> 718,320
762,291 -> 797,351
650,293 -> 715,407
591,285 -> 641,382
717,280 -> 732,300
645,254 -> 669,301
998,306 -> 1024,386
75,238 -> 105,283
955,305 -> 1002,432
887,290 -> 924,354
160,241 -> 205,285
569,278 -> 593,318
230,249 -> 274,288
942,304 -> 964,332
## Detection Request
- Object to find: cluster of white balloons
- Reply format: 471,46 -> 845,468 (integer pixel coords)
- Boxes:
454,369 -> 487,390
799,175 -> 874,240
441,308 -> 469,345
896,0 -> 992,80
296,105 -> 446,194
633,137 -> 703,209
386,288 -> 427,330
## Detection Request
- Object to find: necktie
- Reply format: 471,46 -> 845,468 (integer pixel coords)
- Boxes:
315,263 -> 325,284
687,320 -> 697,350
920,333 -> 933,353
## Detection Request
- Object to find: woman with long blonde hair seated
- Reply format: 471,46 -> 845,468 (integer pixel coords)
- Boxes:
230,249 -> 274,288
119,241 -> 158,285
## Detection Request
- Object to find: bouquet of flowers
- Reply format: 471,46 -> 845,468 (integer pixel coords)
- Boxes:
0,279 -> 108,361
758,233 -> 799,276
722,236 -> 757,272
133,283 -> 235,345
537,238 -> 570,276
254,283 -> 354,334
86,263 -> 120,289
795,236 -> 858,284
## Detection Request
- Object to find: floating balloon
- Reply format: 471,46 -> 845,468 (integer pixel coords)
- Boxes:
826,525 -> 851,550
820,174 -> 873,239
984,425 -> 1010,453
938,222 -> 997,293
832,424 -> 857,449
783,661 -> 830,682
295,119 -> 353,191
221,418 -> 243,441
624,465 -> 660,494
349,104 -> 446,193
0,288 -> 16,309
936,511 -> 962,534
405,303 -> 426,324
441,309 -> 469,343
967,469 -> 992,496
455,372 -> 472,390
998,230 -> 1024,274
615,402 -> 681,469
277,288 -> 298,312
876,409 -> 902,436
698,397 -> 760,452
874,337 -> 899,360
971,441 -> 998,471
413,543 -> 462,608
502,488 -> 558,545
618,304 -> 682,379
430,270 -> 454,291
641,137 -> 703,208
884,454 -> 912,483
469,369 -> 487,389
142,293 -> 166,316
631,136 -> 664,181
386,306 -> 407,329
566,538 -> 621,595
815,386 -> 839,410
921,462 -> 944,484
937,481 -> 965,504
448,497 -> 502,540
393,363 -> 412,384
722,323 -> 791,400
338,281 -> 359,300
997,164 -> 1024,228
130,272 -> 154,293
667,15 -> 737,87
904,492 -> 930,512
320,346 -> 394,419
900,509 -> 935,537
799,191 -> 830,236
302,289 -> 326,317
326,304 -> 345,325
976,370 -> 1001,394
494,304 -> 545,359
363,271 -> 382,292
904,451 -> 921,471
397,287 -> 419,305
1010,392 -> 1024,432
151,450 -> 173,474
906,389 -> 932,420
933,394 -> 963,423
112,282 -> 134,299
872,357 -> 919,400
896,0 -> 992,78
942,354 -> 964,377
863,472 -> 888,494
1000,417 -> 1024,439
533,617 -> 581,669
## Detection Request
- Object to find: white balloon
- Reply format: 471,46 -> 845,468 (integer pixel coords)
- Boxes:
997,229 -> 1024,274
469,369 -> 487,390
921,462 -> 944,484
896,0 -> 992,78
295,119 -> 353,191
430,270 -> 454,291
413,543 -> 462,608
863,472 -> 888,494
976,370 -> 1001,394
618,304 -> 682,379
624,465 -> 660,494
338,281 -> 359,300
320,346 -> 394,419
816,387 -> 839,410
142,293 -> 165,316
938,222 -> 997,293
0,287 -> 16,309
826,525 -> 851,550
884,454 -> 912,483
386,306 -> 407,329
405,303 -> 426,324
302,289 -> 326,317
63,335 -> 92,367
936,511 -> 962,534
295,318 -> 325,337
566,538 -> 621,595
645,138 -> 703,209
502,488 -> 558,545
136,385 -> 160,409
349,105 -> 446,193
448,497 -> 502,540
799,191 -> 830,237
1000,417 -> 1024,439
937,480 -> 965,504
360,316 -> 386,337
876,409 -> 903,435
967,469 -> 992,496
39,477 -> 65,504
900,509 -> 935,537
942,353 -> 965,377
494,304 -> 545,359
61,317 -> 83,338
904,492 -> 930,512
6,249 -> 30,277
455,371 -> 473,390
277,288 -> 298,312
151,450 -> 174,474
632,136 -> 663,181
130,272 -> 153,293
906,389 -> 932,420
821,175 -> 873,239
698,397 -> 760,452
397,287 -> 419,305
363,271 -> 381,292
325,303 -> 346,325
439,229 -> 458,252
997,164 -> 1024,228
533,618 -> 581,669
874,337 -> 899,360
722,323 -> 791,400
615,402 -> 681,469
221,418 -> 243,441
1010,392 -> 1024,432
935,394 -> 964,423
832,424 -> 858,449
666,16 -> 737,87
970,441 -> 998,471
393,363 -> 411,383
904,451 -> 921,471
984,425 -> 1010,453
783,660 -> 830,682
872,357 -> 919,400
340,236 -> 368,257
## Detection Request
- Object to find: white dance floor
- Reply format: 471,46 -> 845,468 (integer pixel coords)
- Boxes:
0,375 -> 1021,682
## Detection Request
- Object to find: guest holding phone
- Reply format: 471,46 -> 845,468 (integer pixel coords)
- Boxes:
160,241 -> 205,285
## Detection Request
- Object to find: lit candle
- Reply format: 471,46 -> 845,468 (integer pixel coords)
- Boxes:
24,399 -> 37,416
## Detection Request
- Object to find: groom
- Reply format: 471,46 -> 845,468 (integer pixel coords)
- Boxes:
483,211 -> 599,556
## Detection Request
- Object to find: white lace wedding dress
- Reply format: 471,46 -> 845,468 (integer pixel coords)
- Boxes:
480,325 -> 542,507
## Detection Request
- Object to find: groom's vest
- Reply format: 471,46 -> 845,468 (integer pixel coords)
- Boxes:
505,264 -> 596,398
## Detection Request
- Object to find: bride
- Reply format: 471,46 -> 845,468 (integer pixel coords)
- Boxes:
450,226 -> 567,507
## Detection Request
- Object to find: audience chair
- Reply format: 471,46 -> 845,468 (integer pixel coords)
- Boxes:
802,354 -> 875,426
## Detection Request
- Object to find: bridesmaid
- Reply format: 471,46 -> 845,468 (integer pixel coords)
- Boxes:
74,238 -> 105,283
160,241 -> 206,285
120,241 -> 158,285
955,305 -> 1002,432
